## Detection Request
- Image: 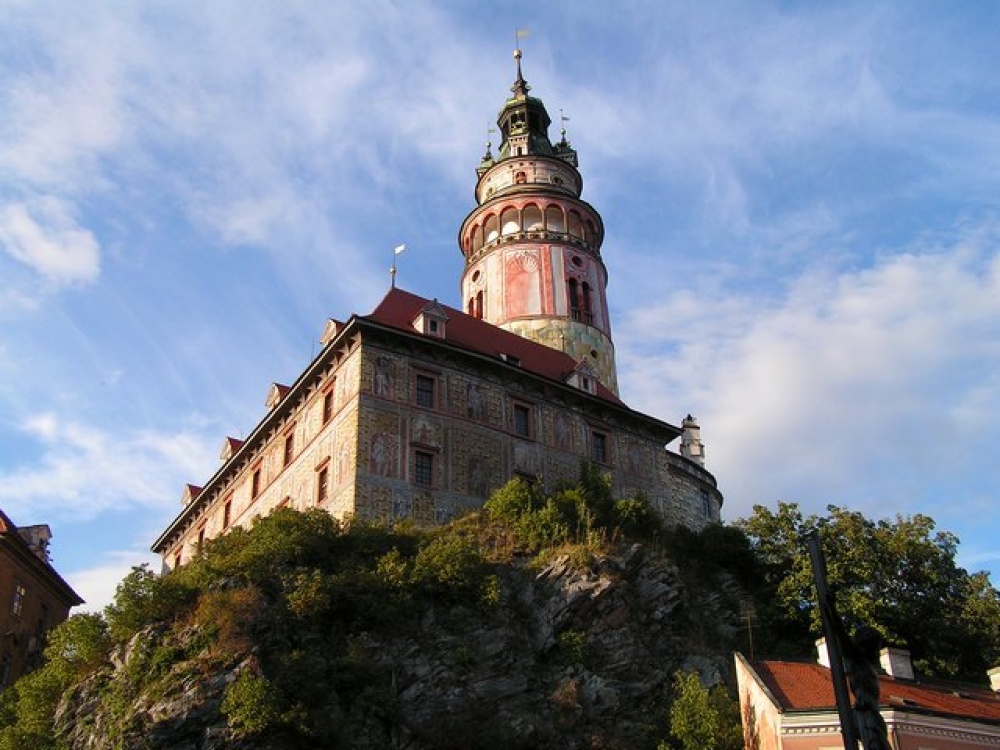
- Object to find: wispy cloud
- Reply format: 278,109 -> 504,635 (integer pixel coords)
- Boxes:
0,413 -> 218,521
0,198 -> 101,285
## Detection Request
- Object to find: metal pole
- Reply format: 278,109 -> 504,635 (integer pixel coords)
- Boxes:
806,530 -> 859,749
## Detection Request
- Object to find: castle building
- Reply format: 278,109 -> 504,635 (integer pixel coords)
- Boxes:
152,53 -> 723,569
0,510 -> 83,688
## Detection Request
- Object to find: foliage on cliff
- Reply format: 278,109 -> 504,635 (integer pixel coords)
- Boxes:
0,467 -> 750,749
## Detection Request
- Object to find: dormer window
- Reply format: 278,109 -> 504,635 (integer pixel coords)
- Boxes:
500,353 -> 520,366
413,300 -> 449,339
266,383 -> 289,409
566,359 -> 598,394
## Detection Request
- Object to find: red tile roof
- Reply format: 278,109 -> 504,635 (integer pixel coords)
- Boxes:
753,660 -> 1000,723
364,288 -> 624,405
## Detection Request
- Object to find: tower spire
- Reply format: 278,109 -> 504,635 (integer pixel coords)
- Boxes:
457,54 -> 619,395
512,48 -> 530,98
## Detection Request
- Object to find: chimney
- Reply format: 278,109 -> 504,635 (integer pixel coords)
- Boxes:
816,637 -> 832,669
680,415 -> 706,467
880,647 -> 914,680
989,666 -> 1000,693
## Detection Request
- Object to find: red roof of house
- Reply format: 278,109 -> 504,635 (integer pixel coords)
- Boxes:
753,660 -> 1000,723
364,288 -> 624,405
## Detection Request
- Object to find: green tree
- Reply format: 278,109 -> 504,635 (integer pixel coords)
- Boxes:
737,502 -> 1000,680
665,671 -> 742,750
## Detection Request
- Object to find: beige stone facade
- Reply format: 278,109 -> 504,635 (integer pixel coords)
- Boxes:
153,296 -> 722,568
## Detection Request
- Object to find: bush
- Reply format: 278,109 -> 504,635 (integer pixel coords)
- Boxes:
221,672 -> 283,736
104,565 -> 196,643
412,532 -> 486,599
484,478 -> 539,524
193,585 -> 265,655
614,494 -> 662,540
666,671 -> 742,750
0,665 -> 68,749
43,613 -> 110,680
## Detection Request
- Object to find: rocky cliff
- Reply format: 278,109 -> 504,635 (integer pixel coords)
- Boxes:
52,540 -> 742,750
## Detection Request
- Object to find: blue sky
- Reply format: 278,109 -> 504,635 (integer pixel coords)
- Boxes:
2,1 -> 999,611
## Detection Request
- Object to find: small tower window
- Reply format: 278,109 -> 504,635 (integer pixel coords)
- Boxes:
568,278 -> 581,321
581,282 -> 594,325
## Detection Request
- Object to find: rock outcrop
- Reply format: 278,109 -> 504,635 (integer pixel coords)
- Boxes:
53,544 -> 741,749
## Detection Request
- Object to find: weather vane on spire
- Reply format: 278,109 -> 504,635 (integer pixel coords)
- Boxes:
559,109 -> 571,143
390,243 -> 406,289
512,29 -> 530,96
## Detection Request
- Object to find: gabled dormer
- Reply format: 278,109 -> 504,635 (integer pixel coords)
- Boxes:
180,484 -> 202,507
320,318 -> 344,346
266,383 -> 290,409
413,299 -> 449,339
566,359 -> 599,395
219,436 -> 244,462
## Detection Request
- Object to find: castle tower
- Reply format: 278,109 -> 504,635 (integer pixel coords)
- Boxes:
458,50 -> 619,395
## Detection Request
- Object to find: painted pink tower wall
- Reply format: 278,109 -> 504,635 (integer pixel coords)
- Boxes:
458,50 -> 619,395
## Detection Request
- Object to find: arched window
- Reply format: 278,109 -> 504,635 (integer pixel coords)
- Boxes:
546,206 -> 565,234
501,206 -> 519,236
586,220 -> 598,243
568,211 -> 584,239
484,215 -> 499,244
581,282 -> 594,325
523,204 -> 543,232
475,290 -> 484,319
471,224 -> 483,254
568,278 -> 580,321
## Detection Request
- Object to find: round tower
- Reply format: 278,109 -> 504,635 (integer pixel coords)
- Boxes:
458,50 -> 619,395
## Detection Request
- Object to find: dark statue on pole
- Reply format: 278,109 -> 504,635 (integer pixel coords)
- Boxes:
806,530 -> 892,750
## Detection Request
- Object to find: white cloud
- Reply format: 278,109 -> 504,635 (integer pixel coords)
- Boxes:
0,198 -> 101,285
0,413 -> 218,520
618,226 -> 1000,521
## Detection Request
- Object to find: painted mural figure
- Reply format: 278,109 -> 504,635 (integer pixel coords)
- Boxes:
553,412 -> 571,450
370,433 -> 395,477
374,356 -> 392,396
467,382 -> 486,420
469,456 -> 489,498
505,250 -> 540,318
335,441 -> 351,483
